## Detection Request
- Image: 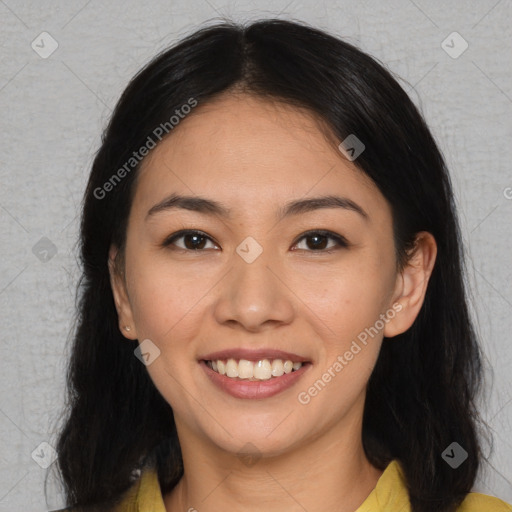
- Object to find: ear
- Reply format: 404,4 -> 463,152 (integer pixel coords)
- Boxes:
384,232 -> 437,338
108,244 -> 138,340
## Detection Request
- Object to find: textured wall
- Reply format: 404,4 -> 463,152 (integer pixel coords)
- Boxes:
0,0 -> 510,510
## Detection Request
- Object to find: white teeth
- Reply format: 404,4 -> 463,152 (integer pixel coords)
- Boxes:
253,359 -> 272,380
238,359 -> 254,379
271,359 -> 284,377
226,358 -> 239,378
207,358 -> 304,380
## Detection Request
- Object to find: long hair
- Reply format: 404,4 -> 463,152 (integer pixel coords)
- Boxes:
51,18 -> 486,512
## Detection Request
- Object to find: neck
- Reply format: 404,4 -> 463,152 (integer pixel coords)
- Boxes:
163,417 -> 383,512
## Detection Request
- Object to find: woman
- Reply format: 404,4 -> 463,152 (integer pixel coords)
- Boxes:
51,18 -> 512,512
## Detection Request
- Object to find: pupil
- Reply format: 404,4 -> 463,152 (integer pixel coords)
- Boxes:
186,234 -> 205,250
308,235 -> 327,250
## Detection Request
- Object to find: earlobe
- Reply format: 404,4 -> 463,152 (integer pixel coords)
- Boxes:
108,244 -> 138,340
384,232 -> 437,338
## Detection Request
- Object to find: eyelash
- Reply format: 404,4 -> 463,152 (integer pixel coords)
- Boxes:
161,229 -> 349,253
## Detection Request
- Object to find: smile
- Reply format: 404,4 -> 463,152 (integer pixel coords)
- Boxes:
205,358 -> 303,381
200,359 -> 311,399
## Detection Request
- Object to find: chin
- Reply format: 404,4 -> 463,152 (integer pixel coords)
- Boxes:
197,416 -> 308,459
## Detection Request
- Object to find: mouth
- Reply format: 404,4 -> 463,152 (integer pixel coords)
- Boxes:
198,349 -> 312,399
204,357 -> 305,381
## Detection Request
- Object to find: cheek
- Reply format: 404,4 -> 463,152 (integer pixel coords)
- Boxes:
126,249 -> 215,340
125,262 -> 208,415
289,255 -> 395,343
291,266 -> 389,418
125,253 -> 219,404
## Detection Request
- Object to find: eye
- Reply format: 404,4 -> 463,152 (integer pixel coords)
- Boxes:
162,229 -> 349,253
292,230 -> 349,252
162,230 -> 218,251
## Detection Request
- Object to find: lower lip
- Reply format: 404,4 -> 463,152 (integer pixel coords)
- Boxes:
200,360 -> 311,399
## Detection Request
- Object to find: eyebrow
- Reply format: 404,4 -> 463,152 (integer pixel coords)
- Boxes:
146,193 -> 369,221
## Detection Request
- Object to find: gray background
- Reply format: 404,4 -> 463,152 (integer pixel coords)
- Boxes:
0,0 -> 511,510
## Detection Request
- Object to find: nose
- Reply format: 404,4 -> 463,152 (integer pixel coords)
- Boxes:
213,246 -> 296,333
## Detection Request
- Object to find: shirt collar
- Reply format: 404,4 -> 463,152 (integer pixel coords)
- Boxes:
116,459 -> 408,512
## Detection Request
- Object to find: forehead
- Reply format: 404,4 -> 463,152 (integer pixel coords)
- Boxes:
131,93 -> 389,223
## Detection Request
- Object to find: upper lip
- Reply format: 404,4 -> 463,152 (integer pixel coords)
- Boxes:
199,348 -> 310,363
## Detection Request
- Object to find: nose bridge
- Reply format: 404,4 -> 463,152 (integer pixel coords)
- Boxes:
213,235 -> 295,330
234,237 -> 273,293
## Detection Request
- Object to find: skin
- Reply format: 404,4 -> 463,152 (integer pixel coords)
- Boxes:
109,93 -> 437,512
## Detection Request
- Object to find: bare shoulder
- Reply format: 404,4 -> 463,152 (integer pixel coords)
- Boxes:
458,491 -> 512,511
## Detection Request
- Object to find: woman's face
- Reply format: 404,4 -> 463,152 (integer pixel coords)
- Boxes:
110,93 -> 409,460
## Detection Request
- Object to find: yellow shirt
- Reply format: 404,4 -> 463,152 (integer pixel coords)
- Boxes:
111,459 -> 512,512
